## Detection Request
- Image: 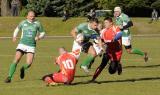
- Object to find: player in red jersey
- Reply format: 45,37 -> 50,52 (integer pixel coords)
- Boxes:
90,17 -> 123,82
42,47 -> 77,86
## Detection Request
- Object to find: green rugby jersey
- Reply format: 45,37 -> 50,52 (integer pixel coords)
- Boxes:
17,19 -> 45,47
115,13 -> 131,37
76,23 -> 99,42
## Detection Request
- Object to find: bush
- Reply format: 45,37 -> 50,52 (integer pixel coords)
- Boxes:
19,8 -> 28,17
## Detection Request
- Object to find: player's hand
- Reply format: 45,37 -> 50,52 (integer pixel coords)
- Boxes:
12,37 -> 17,43
54,57 -> 58,65
35,36 -> 40,41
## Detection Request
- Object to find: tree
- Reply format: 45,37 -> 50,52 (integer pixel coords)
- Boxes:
1,0 -> 11,16
151,0 -> 160,9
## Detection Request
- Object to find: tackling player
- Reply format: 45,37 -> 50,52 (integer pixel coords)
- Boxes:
42,47 -> 77,86
90,17 -> 123,82
114,6 -> 148,62
5,11 -> 45,83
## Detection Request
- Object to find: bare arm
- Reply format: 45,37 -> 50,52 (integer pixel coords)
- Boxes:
70,28 -> 77,40
13,27 -> 20,42
35,32 -> 45,41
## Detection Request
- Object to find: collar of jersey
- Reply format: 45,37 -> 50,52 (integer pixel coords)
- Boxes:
27,20 -> 35,24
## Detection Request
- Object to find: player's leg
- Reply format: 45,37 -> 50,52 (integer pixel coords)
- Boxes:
122,36 -> 148,62
20,53 -> 34,79
81,44 -> 97,73
115,51 -> 123,75
45,73 -> 70,86
91,53 -> 110,82
42,74 -> 54,83
108,61 -> 118,74
125,45 -> 148,62
5,50 -> 24,83
88,42 -> 103,69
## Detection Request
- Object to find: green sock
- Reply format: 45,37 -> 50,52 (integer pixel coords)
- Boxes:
22,64 -> 30,71
8,63 -> 17,79
81,55 -> 94,67
131,48 -> 144,56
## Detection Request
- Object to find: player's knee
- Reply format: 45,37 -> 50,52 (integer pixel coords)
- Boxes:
108,61 -> 117,74
13,59 -> 20,64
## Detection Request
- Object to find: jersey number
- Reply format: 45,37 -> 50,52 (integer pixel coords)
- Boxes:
62,59 -> 74,69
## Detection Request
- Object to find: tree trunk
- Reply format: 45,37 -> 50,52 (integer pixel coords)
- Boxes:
1,0 -> 11,16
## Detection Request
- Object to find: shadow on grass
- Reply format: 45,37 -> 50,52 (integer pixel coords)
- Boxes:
123,64 -> 160,69
74,75 -> 92,78
71,76 -> 160,85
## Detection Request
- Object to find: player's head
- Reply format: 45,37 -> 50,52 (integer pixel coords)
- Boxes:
27,11 -> 36,22
58,47 -> 67,55
89,18 -> 99,30
114,6 -> 121,17
104,17 -> 113,29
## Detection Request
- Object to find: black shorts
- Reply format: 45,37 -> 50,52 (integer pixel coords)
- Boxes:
16,49 -> 34,54
124,45 -> 132,49
81,42 -> 93,53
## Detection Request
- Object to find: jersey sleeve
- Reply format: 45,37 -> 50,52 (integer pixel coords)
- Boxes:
75,23 -> 86,33
17,20 -> 25,30
116,26 -> 121,33
37,21 -> 45,33
123,14 -> 131,23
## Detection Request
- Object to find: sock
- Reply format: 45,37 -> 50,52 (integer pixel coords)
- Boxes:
8,63 -> 17,79
22,64 -> 30,71
131,48 -> 144,56
81,55 -> 94,67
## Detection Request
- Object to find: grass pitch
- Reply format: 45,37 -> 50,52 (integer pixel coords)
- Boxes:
0,36 -> 160,95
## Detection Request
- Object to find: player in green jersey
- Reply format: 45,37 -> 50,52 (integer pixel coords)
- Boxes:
71,18 -> 103,73
114,6 -> 148,62
5,11 -> 45,83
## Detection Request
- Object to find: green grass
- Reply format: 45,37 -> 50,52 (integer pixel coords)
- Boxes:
0,37 -> 160,95
0,17 -> 160,36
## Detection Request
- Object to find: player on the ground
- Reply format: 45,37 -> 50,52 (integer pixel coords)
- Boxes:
5,11 -> 45,83
114,6 -> 148,62
42,47 -> 77,86
70,18 -> 103,73
90,17 -> 123,82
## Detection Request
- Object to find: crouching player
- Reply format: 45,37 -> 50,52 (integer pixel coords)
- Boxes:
42,47 -> 77,86
90,17 -> 123,82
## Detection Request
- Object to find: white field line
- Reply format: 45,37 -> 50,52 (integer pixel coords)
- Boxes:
1,34 -> 160,39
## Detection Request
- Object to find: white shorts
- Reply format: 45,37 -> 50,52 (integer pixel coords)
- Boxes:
93,43 -> 103,55
122,36 -> 131,46
72,40 -> 103,59
16,44 -> 35,53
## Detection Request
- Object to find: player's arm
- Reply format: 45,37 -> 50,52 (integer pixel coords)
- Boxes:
120,15 -> 133,30
122,21 -> 133,30
54,57 -> 58,65
113,32 -> 122,41
71,23 -> 85,40
35,22 -> 45,41
113,27 -> 122,41
13,27 -> 20,42
13,20 -> 24,42
70,28 -> 77,40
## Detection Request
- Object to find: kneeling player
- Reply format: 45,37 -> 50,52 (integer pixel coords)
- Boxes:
91,17 -> 123,82
42,47 -> 77,86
